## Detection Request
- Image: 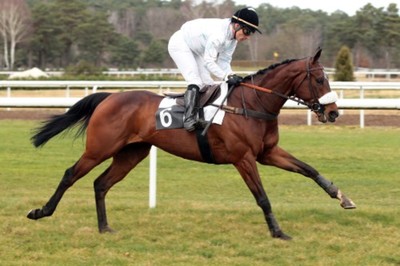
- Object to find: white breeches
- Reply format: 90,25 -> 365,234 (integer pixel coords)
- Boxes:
168,30 -> 214,87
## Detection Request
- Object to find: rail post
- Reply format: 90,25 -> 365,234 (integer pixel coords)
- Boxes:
360,86 -> 365,128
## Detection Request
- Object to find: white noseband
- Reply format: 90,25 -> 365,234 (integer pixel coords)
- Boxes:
318,91 -> 338,105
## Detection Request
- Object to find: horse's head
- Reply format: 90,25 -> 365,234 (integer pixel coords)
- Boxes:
240,48 -> 339,123
293,48 -> 339,123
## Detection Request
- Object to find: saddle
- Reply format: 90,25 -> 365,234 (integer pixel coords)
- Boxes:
163,84 -> 221,108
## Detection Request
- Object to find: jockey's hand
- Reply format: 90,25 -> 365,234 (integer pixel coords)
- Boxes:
226,74 -> 243,87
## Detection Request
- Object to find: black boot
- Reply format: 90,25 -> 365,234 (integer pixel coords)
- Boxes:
183,84 -> 200,131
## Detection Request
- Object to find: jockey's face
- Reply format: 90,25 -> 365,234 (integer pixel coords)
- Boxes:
234,24 -> 253,42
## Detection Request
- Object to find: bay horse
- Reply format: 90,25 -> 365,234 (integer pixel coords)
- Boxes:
27,48 -> 356,240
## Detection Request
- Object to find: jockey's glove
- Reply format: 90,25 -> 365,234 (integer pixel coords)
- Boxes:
226,74 -> 243,87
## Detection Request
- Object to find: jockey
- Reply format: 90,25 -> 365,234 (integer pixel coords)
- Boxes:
168,7 -> 261,131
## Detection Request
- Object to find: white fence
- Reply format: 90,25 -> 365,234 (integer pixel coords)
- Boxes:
1,80 -> 400,128
1,80 -> 400,95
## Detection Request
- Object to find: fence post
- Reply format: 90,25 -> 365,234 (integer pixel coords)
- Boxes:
6,87 -> 11,111
339,90 -> 344,115
360,86 -> 365,128
66,85 -> 70,97
307,110 -> 312,126
149,146 -> 157,208
65,85 -> 70,112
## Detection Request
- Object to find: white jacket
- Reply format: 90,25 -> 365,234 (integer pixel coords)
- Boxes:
180,18 -> 237,80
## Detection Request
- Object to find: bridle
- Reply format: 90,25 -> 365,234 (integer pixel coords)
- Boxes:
241,57 -> 328,115
302,58 -> 327,114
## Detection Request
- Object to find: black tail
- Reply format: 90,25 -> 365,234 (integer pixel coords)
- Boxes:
31,92 -> 111,147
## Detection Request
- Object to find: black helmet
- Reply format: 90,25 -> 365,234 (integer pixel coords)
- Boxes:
232,7 -> 261,34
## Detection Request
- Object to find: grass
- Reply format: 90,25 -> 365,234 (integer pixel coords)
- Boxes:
0,120 -> 400,265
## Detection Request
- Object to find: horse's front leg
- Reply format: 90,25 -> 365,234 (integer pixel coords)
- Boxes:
234,156 -> 292,240
259,146 -> 356,209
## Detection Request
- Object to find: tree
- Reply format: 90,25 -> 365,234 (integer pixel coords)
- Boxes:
354,4 -> 386,65
143,7 -> 184,39
0,0 -> 31,69
334,46 -> 354,81
52,0 -> 89,66
110,35 -> 140,68
75,12 -> 118,66
28,0 -> 89,68
323,12 -> 357,64
29,2 -> 63,68
382,4 -> 400,68
141,39 -> 167,67
30,0 -> 115,68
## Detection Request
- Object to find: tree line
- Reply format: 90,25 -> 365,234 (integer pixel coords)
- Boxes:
0,0 -> 399,71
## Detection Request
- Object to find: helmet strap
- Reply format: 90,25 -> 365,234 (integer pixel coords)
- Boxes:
232,23 -> 242,39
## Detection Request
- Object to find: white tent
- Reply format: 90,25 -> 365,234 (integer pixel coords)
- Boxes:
8,67 -> 49,79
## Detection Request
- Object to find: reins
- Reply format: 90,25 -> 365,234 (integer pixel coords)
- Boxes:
239,82 -> 311,109
239,58 -> 327,114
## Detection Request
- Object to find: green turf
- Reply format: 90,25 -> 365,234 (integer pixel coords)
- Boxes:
0,120 -> 399,265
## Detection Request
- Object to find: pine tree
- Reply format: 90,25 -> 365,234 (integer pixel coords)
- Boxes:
334,45 -> 355,81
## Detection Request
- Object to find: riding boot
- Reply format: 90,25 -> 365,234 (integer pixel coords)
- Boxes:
183,84 -> 200,132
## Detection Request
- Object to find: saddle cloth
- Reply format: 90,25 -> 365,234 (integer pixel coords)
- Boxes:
156,82 -> 228,130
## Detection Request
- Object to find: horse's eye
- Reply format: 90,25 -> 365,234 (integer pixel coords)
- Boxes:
316,77 -> 324,85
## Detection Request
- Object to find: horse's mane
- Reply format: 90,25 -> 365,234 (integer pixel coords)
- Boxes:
243,58 -> 299,80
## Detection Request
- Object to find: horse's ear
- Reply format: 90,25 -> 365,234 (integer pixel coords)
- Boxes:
312,47 -> 322,63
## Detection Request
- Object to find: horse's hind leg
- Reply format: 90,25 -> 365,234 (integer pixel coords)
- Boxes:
27,155 -> 101,220
260,146 -> 356,209
94,143 -> 152,233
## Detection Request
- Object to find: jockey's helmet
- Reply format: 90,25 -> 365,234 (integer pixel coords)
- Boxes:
232,7 -> 261,34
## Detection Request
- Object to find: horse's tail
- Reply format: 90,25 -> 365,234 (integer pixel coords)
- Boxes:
31,92 -> 111,148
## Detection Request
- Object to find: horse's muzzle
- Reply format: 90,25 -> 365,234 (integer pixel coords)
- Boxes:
328,110 -> 339,122
316,92 -> 339,123
316,104 -> 339,123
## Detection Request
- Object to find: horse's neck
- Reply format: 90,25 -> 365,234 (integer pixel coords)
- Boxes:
251,67 -> 301,113
261,64 -> 302,92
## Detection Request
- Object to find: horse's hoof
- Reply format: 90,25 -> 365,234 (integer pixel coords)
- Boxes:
272,230 -> 292,241
99,226 -> 116,234
340,196 -> 357,209
27,209 -> 42,220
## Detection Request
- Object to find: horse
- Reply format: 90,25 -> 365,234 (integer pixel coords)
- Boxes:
27,48 -> 356,240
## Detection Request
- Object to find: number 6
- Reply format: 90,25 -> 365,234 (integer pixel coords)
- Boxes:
160,108 -> 172,128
